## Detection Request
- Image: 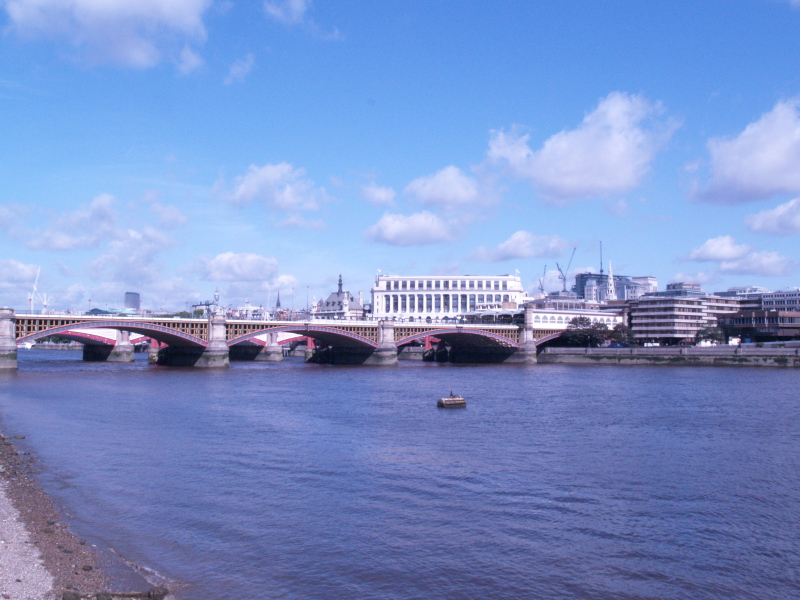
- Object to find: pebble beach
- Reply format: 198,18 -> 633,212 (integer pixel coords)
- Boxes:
0,426 -> 171,600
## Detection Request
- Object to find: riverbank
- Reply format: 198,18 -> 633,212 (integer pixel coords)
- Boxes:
0,425 -> 171,600
538,345 -> 800,367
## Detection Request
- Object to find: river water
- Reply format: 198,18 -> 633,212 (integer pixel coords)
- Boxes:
0,350 -> 798,599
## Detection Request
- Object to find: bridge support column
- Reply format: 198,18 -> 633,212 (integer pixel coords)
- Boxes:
196,312 -> 230,368
506,305 -> 538,364
256,332 -> 283,362
364,321 -> 398,366
107,330 -> 135,363
0,308 -> 17,370
153,313 -> 229,367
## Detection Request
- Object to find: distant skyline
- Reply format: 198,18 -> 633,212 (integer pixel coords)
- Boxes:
2,0 -> 800,311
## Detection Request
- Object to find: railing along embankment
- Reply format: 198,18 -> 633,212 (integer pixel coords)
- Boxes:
538,346 -> 800,367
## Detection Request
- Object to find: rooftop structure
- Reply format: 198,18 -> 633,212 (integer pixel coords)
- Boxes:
371,274 -> 527,319
315,275 -> 366,319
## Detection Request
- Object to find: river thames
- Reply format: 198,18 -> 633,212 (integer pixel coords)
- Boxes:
1,351 -> 798,599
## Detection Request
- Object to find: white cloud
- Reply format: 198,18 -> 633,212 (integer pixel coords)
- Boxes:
365,211 -> 455,246
720,251 -> 795,277
488,92 -> 677,202
0,258 -> 39,284
362,183 -> 396,206
177,45 -> 203,74
404,166 -> 482,210
150,202 -> 187,229
224,53 -> 255,85
88,226 -> 174,284
277,214 -> 325,229
28,193 -> 117,250
687,235 -> 752,261
696,99 -> 800,203
1,0 -> 211,69
217,162 -> 328,211
195,252 -> 279,282
745,198 -> 800,235
263,0 -> 310,25
471,231 -> 569,262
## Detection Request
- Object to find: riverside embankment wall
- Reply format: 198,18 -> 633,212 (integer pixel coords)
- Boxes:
538,346 -> 800,367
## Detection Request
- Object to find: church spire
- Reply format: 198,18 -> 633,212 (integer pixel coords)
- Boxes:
338,274 -> 343,294
276,290 -> 281,309
605,261 -> 617,301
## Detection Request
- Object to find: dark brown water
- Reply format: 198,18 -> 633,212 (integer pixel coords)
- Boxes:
1,351 -> 798,599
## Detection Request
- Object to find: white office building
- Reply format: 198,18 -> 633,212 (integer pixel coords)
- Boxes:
371,274 -> 527,319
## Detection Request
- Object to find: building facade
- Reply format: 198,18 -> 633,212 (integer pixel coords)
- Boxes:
574,272 -> 658,301
315,275 -> 366,319
761,289 -> 800,311
371,274 -> 526,319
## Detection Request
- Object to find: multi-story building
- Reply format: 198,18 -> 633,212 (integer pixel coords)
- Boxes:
761,289 -> 800,311
371,274 -> 526,319
718,310 -> 800,342
629,295 -> 707,344
574,272 -> 658,301
628,283 -> 743,344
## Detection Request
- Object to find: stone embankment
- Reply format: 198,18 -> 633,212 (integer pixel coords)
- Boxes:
538,346 -> 800,367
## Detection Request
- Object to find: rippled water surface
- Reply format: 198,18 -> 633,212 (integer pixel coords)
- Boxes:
1,350 -> 799,599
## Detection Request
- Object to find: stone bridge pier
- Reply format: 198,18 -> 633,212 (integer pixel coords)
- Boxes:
506,305 -> 538,364
256,331 -> 283,362
364,320 -> 398,366
83,330 -> 135,362
0,308 -> 17,369
155,313 -> 230,368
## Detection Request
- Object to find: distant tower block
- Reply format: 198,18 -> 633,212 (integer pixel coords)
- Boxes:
124,292 -> 141,311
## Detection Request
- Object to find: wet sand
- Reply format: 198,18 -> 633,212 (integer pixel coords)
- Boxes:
0,428 -> 172,600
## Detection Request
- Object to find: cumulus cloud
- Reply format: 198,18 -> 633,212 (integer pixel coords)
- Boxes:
1,0 -> 211,69
195,252 -> 279,282
365,211 -> 455,246
687,235 -> 752,261
276,214 -> 325,229
28,193 -> 117,250
471,231 -> 570,262
149,202 -> 187,229
216,162 -> 328,211
684,235 -> 795,277
362,183 -> 396,206
720,251 -> 795,277
177,45 -> 203,74
404,166 -> 482,210
88,226 -> 174,284
263,0 -> 310,24
745,198 -> 800,235
224,53 -> 255,85
488,92 -> 677,202
695,99 -> 800,203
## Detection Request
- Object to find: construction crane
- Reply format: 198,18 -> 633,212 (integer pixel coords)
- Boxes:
27,267 -> 40,313
555,248 -> 577,293
537,265 -> 547,295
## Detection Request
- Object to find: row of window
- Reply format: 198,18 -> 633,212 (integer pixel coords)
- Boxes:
532,315 -> 617,324
381,293 -> 511,313
384,280 -> 509,291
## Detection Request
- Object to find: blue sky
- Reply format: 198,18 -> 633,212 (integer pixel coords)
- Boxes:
1,0 -> 800,312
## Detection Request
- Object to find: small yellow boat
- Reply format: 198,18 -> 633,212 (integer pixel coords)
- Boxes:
437,392 -> 466,408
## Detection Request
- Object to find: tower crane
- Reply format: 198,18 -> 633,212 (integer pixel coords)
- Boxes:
555,248 -> 577,293
27,267 -> 40,313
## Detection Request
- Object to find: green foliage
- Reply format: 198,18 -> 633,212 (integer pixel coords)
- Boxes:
561,316 -> 610,347
695,326 -> 725,344
608,323 -> 633,345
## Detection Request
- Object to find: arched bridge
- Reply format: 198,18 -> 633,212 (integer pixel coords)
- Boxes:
0,308 -> 566,368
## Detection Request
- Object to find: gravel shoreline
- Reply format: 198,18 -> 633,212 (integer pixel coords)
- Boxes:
0,428 -> 173,600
